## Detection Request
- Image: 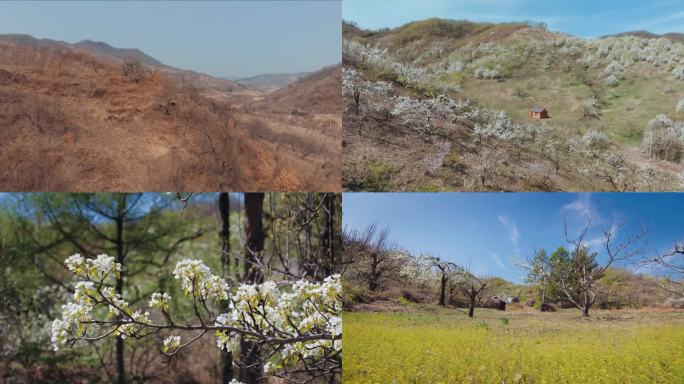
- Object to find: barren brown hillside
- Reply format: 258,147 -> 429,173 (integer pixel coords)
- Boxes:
0,35 -> 341,191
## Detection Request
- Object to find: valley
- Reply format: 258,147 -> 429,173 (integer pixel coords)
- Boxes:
0,34 -> 341,191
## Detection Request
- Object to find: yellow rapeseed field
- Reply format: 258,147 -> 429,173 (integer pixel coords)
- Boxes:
344,307 -> 684,383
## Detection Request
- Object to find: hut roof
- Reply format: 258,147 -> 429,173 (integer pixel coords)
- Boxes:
530,106 -> 546,113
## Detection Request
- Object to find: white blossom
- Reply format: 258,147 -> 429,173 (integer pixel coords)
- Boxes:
148,292 -> 171,309
163,335 -> 181,352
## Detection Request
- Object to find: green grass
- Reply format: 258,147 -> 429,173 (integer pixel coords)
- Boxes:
459,60 -> 684,147
344,308 -> 684,383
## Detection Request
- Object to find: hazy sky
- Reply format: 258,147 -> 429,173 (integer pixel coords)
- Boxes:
343,0 -> 684,38
0,1 -> 341,78
343,193 -> 684,283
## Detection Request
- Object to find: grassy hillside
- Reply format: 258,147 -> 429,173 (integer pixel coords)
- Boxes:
342,19 -> 684,191
344,307 -> 684,383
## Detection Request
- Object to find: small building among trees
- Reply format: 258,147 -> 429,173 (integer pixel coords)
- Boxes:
529,106 -> 549,119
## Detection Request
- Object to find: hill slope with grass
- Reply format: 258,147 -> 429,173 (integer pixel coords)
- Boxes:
343,19 -> 684,191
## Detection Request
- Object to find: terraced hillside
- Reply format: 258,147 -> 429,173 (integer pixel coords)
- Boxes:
343,19 -> 684,191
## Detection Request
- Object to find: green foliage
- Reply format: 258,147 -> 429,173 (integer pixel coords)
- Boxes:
415,180 -> 443,192
396,296 -> 412,306
356,160 -> 395,191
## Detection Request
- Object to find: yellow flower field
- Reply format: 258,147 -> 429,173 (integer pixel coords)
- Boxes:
344,307 -> 684,383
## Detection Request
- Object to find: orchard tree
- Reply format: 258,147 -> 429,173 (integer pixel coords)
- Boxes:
423,255 -> 458,306
642,242 -> 684,298
519,217 -> 646,317
342,67 -> 392,116
455,267 -> 488,317
343,223 -> 395,292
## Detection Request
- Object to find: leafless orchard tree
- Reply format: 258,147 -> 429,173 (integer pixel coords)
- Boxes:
519,217 -> 646,317
463,146 -> 506,191
455,265 -> 488,317
343,223 -> 395,292
641,243 -> 684,298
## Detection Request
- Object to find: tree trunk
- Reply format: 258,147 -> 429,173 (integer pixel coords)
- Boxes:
115,194 -> 126,384
322,194 -> 334,276
468,297 -> 475,318
582,290 -> 590,317
218,193 -> 234,382
438,275 -> 447,306
368,253 -> 378,292
240,193 -> 265,384
243,193 -> 264,284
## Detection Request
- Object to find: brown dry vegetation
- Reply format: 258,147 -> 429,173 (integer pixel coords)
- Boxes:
0,37 -> 340,191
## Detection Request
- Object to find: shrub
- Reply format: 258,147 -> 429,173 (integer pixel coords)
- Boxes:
643,114 -> 684,162
582,129 -> 610,150
359,160 -> 394,191
673,65 -> 684,80
677,99 -> 684,113
474,67 -> 500,80
423,140 -> 451,175
581,96 -> 601,119
447,60 -> 464,73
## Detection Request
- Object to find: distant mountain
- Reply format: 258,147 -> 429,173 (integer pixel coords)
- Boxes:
263,65 -> 341,114
603,30 -> 684,44
232,72 -> 312,92
74,39 -> 174,69
0,33 -> 241,92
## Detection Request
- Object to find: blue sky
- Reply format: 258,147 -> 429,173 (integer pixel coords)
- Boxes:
343,193 -> 684,283
343,0 -> 684,38
0,1 -> 341,78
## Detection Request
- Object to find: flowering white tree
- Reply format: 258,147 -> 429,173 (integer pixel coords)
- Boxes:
673,65 -> 684,80
643,114 -> 684,162
342,39 -> 387,69
603,60 -> 625,86
342,67 -> 392,115
581,129 -> 610,150
51,254 -> 341,384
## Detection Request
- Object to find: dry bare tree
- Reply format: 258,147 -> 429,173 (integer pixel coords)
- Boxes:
520,217 -> 646,317
455,264 -> 488,317
642,243 -> 684,298
343,223 -> 394,292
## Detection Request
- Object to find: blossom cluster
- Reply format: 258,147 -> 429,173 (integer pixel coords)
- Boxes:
52,254 -> 126,350
173,259 -> 230,301
214,274 -> 342,369
51,256 -> 342,378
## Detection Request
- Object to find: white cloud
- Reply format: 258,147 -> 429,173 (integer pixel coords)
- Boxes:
581,222 -> 621,252
560,193 -> 594,218
491,252 -> 506,269
497,215 -> 519,246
